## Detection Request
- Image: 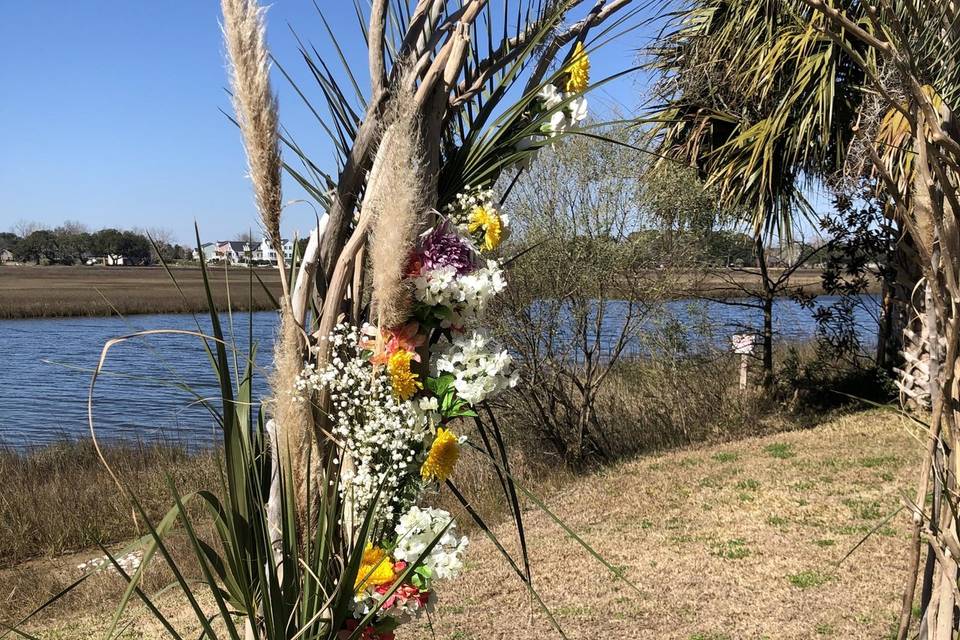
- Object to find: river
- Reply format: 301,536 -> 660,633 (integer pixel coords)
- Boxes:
0,295 -> 880,448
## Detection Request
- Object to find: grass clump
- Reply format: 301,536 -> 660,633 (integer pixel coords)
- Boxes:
764,442 -> 795,459
788,570 -> 831,589
0,439 -> 219,565
710,538 -> 750,560
713,452 -> 738,463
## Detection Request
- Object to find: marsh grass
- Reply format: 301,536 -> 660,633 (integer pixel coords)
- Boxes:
0,440 -> 219,566
0,265 -> 282,319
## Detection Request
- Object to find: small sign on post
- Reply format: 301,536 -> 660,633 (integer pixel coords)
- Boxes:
731,334 -> 757,390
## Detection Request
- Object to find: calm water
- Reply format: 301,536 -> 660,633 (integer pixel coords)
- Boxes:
0,295 -> 879,448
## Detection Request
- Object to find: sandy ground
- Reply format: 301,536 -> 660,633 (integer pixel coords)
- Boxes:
8,409 -> 923,639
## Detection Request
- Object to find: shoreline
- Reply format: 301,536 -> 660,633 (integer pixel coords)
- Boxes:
0,265 -> 879,320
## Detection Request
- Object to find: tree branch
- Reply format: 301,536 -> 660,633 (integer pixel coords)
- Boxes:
369,0 -> 389,100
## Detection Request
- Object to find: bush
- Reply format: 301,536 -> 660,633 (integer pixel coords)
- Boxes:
775,344 -> 896,412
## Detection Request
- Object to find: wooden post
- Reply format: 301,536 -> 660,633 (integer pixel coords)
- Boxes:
731,334 -> 756,390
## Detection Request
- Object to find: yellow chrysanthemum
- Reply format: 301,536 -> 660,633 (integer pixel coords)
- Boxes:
387,349 -> 421,401
468,205 -> 503,251
421,427 -> 460,483
355,544 -> 396,591
564,42 -> 590,93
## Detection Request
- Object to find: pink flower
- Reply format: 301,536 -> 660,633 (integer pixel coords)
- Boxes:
375,582 -> 431,612
362,322 -> 426,365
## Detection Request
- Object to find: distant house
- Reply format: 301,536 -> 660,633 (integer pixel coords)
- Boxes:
195,238 -> 293,265
86,255 -> 130,266
215,241 -> 259,264
193,243 -> 218,262
257,237 -> 293,264
0,249 -> 13,264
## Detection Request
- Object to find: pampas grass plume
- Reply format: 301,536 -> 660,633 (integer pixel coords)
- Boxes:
367,81 -> 427,328
221,0 -> 283,252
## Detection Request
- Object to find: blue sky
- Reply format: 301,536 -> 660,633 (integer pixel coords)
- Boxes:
0,1 -> 656,245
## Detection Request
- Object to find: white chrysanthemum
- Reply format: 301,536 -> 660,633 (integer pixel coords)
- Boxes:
394,506 -> 469,581
544,92 -> 589,136
432,330 -> 518,405
568,95 -> 588,123
411,260 -> 506,328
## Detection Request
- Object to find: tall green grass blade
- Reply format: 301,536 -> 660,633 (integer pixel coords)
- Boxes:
166,477 -> 244,638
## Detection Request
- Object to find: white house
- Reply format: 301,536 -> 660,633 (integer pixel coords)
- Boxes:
85,254 -> 129,266
215,241 -> 258,264
193,243 -> 218,262
0,249 -> 13,264
258,237 -> 294,264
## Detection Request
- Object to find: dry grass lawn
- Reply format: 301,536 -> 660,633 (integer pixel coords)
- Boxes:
6,409 -> 923,639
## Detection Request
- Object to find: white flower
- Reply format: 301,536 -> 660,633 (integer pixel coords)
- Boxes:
549,108 -> 569,135
394,506 -> 469,581
514,135 -> 540,169
432,330 -> 518,405
543,92 -> 589,137
419,397 -> 439,412
537,84 -> 564,109
411,260 -> 506,328
568,95 -> 589,123
298,323 -> 429,525
443,185 -> 497,224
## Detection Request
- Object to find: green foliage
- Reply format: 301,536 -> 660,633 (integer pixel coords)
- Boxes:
424,374 -> 478,420
0,232 -> 21,253
712,452 -> 738,463
709,538 -> 750,559
645,0 -> 868,235
775,346 -> 896,412
13,230 -> 60,265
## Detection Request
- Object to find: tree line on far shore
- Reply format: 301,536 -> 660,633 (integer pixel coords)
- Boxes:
0,222 -> 193,266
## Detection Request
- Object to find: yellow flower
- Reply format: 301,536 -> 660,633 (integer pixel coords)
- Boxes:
355,543 -> 396,591
468,205 -> 503,251
421,427 -> 461,483
387,349 -> 421,401
564,42 -> 590,93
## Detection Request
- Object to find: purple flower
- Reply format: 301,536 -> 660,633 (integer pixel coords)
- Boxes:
417,224 -> 477,275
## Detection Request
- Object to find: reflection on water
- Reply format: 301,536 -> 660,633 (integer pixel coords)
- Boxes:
0,295 -> 879,448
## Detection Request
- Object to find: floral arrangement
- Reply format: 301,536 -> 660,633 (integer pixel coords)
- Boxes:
294,183 -> 522,635
283,37 -> 595,640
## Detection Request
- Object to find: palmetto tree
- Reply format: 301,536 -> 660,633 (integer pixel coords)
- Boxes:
644,0 -> 945,399
644,0 -> 868,380
658,0 -> 960,636
795,4 -> 960,638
